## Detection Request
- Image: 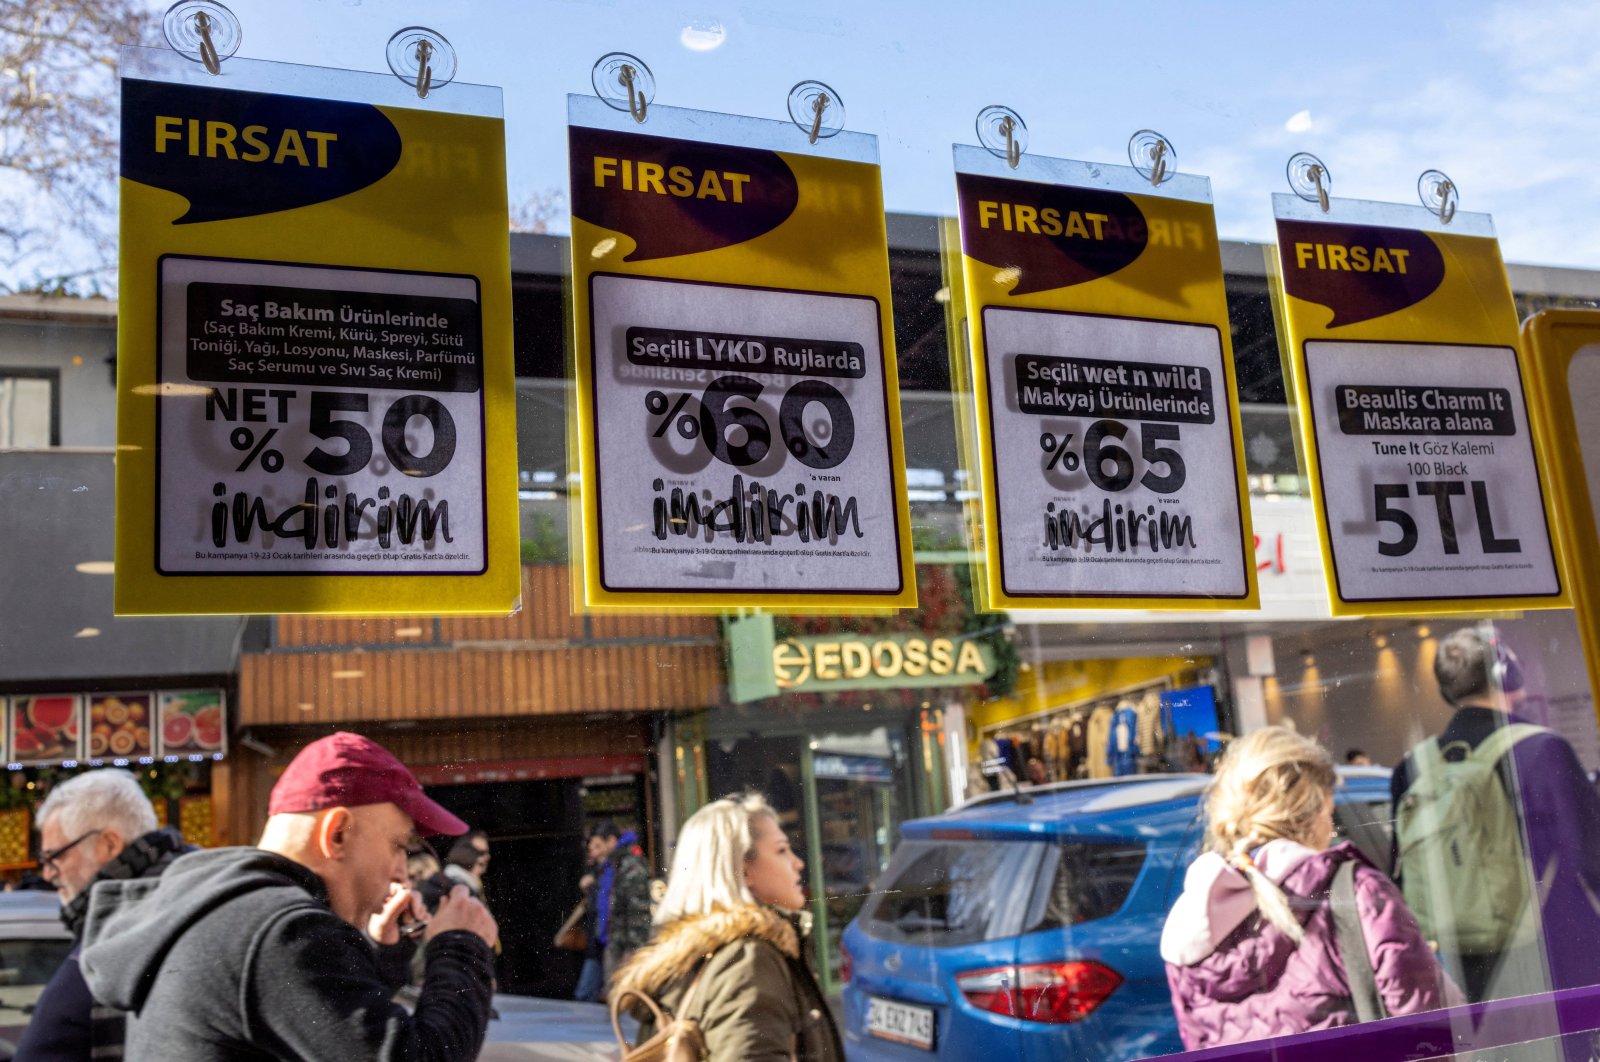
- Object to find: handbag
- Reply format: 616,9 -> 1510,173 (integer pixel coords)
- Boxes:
553,901 -> 588,952
611,966 -> 709,1062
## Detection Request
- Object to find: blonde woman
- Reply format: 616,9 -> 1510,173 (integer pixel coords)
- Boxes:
610,794 -> 842,1062
1161,727 -> 1456,1050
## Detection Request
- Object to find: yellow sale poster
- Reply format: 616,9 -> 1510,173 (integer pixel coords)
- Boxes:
955,149 -> 1256,611
114,49 -> 519,615
1272,195 -> 1567,616
567,96 -> 915,611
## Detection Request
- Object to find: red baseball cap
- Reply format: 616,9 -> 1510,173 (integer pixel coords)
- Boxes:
269,732 -> 468,836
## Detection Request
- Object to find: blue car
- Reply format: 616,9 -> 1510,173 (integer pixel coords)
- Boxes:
839,768 -> 1394,1061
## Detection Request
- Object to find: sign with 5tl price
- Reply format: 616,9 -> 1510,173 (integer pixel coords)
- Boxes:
568,95 -> 915,611
113,49 -> 519,616
954,147 -> 1256,610
1272,195 -> 1567,616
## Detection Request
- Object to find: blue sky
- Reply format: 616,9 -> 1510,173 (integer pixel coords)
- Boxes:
52,0 -> 1600,281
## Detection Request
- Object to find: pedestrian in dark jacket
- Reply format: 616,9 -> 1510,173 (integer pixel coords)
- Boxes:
15,769 -> 192,1061
611,794 -> 842,1062
573,829 -> 609,1003
1163,727 -> 1456,1051
79,731 -> 498,1062
1391,626 -> 1600,1006
441,829 -> 490,900
592,822 -> 652,983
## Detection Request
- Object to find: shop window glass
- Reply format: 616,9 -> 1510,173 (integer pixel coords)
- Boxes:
7,7 -> 1600,1061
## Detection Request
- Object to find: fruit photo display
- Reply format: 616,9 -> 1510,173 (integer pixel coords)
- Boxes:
88,693 -> 154,760
9,695 -> 83,765
157,691 -> 226,757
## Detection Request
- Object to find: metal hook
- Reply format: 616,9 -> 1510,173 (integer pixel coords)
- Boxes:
808,92 -> 830,145
414,39 -> 433,99
1149,140 -> 1168,186
999,116 -> 1021,169
194,11 -> 221,75
1435,179 -> 1457,223
1309,164 -> 1330,213
621,64 -> 647,123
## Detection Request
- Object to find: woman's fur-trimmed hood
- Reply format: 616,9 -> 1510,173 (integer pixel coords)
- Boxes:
611,903 -> 799,1000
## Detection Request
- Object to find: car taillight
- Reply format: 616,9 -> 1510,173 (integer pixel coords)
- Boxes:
839,940 -> 852,985
956,961 -> 1123,1024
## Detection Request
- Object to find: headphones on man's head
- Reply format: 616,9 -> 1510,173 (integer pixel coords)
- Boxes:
1485,634 -> 1525,696
1440,627 -> 1526,706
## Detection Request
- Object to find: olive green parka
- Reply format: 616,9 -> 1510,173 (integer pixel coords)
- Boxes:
610,903 -> 844,1062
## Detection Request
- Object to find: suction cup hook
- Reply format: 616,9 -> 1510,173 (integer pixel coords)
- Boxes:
1129,130 -> 1176,186
162,1 -> 241,75
976,106 -> 1026,169
1287,152 -> 1332,212
387,28 -> 456,99
1418,169 -> 1458,224
788,81 -> 845,143
593,53 -> 654,123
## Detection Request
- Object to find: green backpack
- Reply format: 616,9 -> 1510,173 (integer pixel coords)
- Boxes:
1395,724 -> 1545,956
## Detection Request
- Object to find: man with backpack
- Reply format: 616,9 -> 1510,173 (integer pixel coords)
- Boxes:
1391,625 -> 1600,1005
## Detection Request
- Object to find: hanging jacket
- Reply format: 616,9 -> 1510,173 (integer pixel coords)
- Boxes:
1085,706 -> 1114,779
1108,704 -> 1141,776
1136,691 -> 1166,763
1161,839 -> 1457,1051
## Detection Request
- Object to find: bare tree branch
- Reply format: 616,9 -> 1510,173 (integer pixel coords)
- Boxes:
509,189 -> 566,235
0,0 -> 157,291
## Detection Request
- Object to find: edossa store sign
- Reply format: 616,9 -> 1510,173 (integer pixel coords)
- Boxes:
772,634 -> 995,691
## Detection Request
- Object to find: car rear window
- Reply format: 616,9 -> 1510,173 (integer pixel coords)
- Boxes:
859,839 -> 1038,947
1023,841 -> 1148,934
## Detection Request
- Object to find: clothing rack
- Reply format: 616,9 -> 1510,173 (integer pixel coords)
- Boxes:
978,676 -> 1178,738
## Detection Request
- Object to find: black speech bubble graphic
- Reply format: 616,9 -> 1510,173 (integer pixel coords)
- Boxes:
122,78 -> 402,225
570,126 -> 799,262
1277,219 -> 1445,327
957,172 -> 1147,296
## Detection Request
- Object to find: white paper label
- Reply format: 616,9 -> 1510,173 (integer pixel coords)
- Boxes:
981,306 -> 1249,599
588,273 -> 905,597
1304,339 -> 1559,602
156,256 -> 487,575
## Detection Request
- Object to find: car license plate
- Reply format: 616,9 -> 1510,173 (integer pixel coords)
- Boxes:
867,996 -> 935,1051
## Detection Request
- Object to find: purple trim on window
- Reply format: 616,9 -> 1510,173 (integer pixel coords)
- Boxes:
1161,985 -> 1600,1061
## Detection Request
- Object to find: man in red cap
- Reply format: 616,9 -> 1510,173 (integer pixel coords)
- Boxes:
80,731 -> 498,1061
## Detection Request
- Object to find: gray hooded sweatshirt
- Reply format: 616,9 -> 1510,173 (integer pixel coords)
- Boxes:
79,846 -> 493,1062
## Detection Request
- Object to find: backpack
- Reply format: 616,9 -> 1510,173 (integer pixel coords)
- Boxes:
610,965 -> 709,1062
1395,723 -> 1545,955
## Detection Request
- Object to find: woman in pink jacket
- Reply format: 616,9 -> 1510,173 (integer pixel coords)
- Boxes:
1161,726 -> 1458,1050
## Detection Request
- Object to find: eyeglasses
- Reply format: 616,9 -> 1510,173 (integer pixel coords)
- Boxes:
40,828 -> 102,874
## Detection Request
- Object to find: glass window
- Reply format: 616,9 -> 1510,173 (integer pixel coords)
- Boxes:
5,6 -> 1600,1061
0,372 -> 55,447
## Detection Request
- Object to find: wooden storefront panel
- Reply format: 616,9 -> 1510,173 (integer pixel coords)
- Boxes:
239,643 -> 722,726
274,566 -> 719,649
